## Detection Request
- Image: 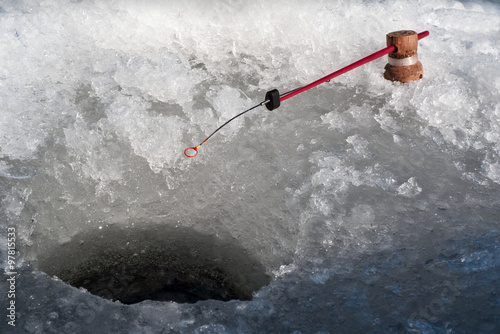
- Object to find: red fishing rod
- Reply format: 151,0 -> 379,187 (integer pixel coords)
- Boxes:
184,31 -> 429,158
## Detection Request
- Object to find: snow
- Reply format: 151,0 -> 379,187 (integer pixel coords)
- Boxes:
1,0 -> 499,333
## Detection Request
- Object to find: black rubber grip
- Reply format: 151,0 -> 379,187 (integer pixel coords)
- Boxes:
265,89 -> 280,111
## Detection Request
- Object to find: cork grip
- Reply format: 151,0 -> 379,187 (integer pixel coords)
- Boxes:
384,30 -> 423,83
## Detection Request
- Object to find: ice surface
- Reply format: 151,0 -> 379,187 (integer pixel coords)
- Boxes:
1,0 -> 499,333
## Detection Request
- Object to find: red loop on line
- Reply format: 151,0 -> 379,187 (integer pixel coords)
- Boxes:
184,146 -> 199,158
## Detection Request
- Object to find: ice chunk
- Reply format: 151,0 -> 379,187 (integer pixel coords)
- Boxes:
397,177 -> 422,198
2,186 -> 31,219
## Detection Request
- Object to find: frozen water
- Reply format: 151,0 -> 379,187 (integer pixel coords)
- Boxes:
1,0 -> 500,333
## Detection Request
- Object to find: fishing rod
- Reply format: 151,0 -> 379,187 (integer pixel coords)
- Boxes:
184,30 -> 429,158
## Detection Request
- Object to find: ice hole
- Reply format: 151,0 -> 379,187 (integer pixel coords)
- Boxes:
36,225 -> 270,304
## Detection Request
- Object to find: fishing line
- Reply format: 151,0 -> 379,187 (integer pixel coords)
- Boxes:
184,31 -> 429,158
184,88 -> 300,158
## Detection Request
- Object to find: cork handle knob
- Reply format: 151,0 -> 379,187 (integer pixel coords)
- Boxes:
384,30 -> 423,82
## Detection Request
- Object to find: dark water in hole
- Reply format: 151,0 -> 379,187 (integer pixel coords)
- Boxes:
37,225 -> 270,304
